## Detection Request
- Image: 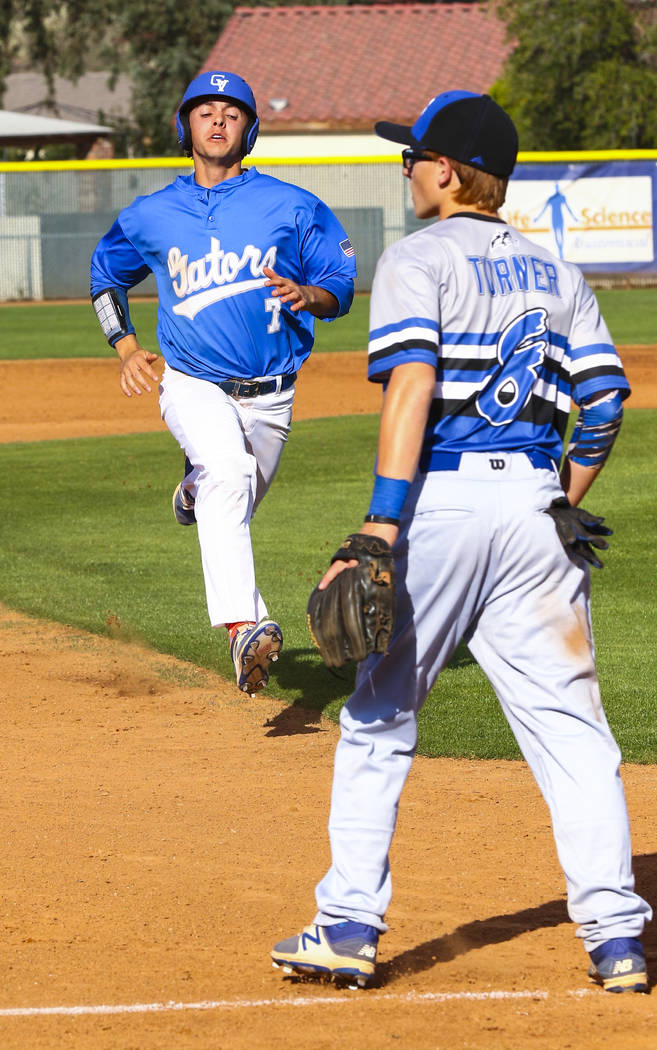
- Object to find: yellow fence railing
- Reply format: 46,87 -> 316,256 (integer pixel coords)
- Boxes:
2,149 -> 657,174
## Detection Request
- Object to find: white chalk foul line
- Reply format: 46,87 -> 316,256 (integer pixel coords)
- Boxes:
0,988 -> 598,1018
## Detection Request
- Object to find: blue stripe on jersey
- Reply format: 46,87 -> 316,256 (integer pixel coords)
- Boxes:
439,331 -> 498,346
572,372 -> 630,406
422,414 -> 565,462
570,340 -> 617,360
369,347 -> 438,380
369,316 -> 439,340
437,328 -> 569,349
549,330 -> 569,351
569,343 -> 630,403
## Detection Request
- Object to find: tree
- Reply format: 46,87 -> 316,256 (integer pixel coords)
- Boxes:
490,0 -> 657,149
0,0 -> 364,157
1,1 -> 107,101
102,0 -> 238,156
0,0 -> 239,156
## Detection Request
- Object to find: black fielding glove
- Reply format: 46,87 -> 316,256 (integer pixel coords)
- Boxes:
543,497 -> 612,569
306,533 -> 396,667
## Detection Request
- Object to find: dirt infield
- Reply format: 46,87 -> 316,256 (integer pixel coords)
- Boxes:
0,351 -> 383,443
1,345 -> 656,442
1,350 -> 657,1049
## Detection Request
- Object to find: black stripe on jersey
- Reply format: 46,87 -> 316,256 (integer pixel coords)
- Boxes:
571,363 -> 627,387
516,396 -> 570,432
540,356 -> 568,382
368,339 -> 438,367
436,354 -> 495,376
437,353 -> 568,384
428,393 -> 571,435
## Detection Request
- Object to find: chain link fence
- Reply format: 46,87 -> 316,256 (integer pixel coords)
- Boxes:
0,160 -> 422,301
2,155 -> 656,301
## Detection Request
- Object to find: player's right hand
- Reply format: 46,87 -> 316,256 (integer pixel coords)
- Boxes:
318,521 -> 398,590
117,343 -> 160,398
318,556 -> 358,591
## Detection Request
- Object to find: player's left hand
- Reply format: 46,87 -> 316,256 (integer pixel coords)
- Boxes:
263,266 -> 312,311
543,496 -> 612,569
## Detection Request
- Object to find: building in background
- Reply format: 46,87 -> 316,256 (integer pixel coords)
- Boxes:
7,5 -> 653,298
0,109 -> 113,161
3,72 -> 131,160
200,2 -> 511,159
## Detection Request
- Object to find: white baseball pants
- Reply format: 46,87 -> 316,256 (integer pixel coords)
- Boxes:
159,363 -> 294,626
314,452 -> 651,951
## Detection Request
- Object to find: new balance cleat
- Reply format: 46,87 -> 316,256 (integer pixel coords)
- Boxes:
172,483 -> 196,526
271,921 -> 378,987
588,937 -> 649,993
231,619 -> 283,696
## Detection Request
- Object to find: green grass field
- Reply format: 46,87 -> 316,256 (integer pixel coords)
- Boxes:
1,410 -> 655,761
0,287 -> 654,360
1,293 -> 656,761
0,294 -> 370,359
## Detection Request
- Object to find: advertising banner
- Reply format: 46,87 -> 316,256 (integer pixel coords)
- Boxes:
503,161 -> 657,273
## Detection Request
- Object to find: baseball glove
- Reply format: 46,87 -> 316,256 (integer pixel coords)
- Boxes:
543,496 -> 612,569
306,533 -> 396,668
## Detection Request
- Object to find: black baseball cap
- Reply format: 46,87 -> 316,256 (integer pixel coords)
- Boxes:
375,90 -> 518,178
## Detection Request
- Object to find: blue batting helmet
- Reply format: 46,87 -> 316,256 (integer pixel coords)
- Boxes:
176,71 -> 259,156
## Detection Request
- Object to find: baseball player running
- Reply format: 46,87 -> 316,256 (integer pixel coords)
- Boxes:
272,91 -> 651,991
90,71 -> 356,696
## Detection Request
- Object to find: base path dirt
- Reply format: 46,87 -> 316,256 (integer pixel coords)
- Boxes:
1,346 -> 655,443
1,608 -> 656,1050
1,351 -> 656,1049
0,351 -> 383,443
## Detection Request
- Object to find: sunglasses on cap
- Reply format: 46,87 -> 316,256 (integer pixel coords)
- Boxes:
402,148 -> 436,173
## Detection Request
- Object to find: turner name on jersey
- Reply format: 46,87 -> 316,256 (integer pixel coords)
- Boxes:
467,252 -> 561,298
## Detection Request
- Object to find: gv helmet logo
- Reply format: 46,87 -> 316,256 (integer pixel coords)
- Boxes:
210,74 -> 229,91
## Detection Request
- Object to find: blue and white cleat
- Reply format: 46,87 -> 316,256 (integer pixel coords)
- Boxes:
172,482 -> 196,526
231,619 -> 283,696
588,937 -> 649,993
271,921 -> 378,988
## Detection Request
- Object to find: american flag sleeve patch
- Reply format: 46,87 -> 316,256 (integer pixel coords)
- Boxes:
340,238 -> 355,258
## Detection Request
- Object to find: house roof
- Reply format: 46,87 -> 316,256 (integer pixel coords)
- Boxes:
4,72 -> 132,124
200,3 -> 512,132
0,108 -> 112,146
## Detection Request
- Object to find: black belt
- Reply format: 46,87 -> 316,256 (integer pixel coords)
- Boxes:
419,449 -> 557,472
217,372 -> 297,399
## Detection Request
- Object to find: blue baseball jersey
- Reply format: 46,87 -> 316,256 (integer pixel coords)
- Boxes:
90,167 -> 356,381
367,213 -> 629,464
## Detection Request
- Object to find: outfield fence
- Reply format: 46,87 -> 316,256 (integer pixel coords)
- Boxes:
1,151 -> 656,301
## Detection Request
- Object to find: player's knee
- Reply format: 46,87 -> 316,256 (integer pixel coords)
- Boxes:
197,452 -> 257,505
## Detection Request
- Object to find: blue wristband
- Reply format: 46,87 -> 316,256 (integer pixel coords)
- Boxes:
367,474 -> 411,523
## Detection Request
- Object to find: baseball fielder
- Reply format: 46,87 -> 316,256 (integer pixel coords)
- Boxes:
272,91 -> 651,992
90,71 -> 356,695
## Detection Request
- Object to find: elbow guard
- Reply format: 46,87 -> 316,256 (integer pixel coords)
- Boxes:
566,390 -> 623,468
92,287 -> 134,347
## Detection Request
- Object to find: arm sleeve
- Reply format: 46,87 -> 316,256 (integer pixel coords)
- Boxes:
298,200 -> 356,319
566,389 -> 624,468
